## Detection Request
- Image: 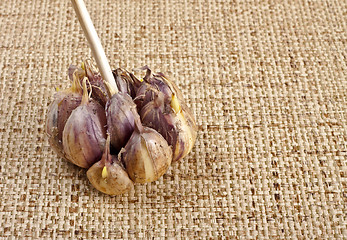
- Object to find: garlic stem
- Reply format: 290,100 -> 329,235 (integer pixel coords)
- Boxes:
134,116 -> 145,133
70,0 -> 118,94
104,135 -> 113,164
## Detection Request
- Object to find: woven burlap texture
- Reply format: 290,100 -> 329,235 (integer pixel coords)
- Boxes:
0,0 -> 346,239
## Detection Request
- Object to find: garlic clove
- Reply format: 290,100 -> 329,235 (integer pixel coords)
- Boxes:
112,68 -> 137,98
168,93 -> 197,162
45,72 -> 82,159
133,67 -> 187,112
62,78 -> 107,168
84,61 -> 140,106
87,136 -> 134,196
121,118 -> 172,183
145,72 -> 173,102
106,92 -> 140,152
154,72 -> 185,102
140,92 -> 176,143
140,92 -> 197,162
87,160 -> 134,195
134,66 -> 198,163
134,81 -> 158,112
171,110 -> 197,162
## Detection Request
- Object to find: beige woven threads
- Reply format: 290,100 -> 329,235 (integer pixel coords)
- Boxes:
0,0 -> 346,239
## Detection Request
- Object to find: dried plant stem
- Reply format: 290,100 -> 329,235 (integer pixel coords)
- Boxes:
70,0 -> 118,94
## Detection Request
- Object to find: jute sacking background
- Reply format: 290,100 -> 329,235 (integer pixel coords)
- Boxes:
0,0 -> 346,239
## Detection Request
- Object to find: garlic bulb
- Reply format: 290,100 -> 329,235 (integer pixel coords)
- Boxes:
62,78 -> 107,168
46,62 -> 197,195
45,72 -> 82,159
87,136 -> 134,195
121,118 -> 172,183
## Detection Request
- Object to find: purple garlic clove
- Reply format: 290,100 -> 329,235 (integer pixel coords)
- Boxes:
153,72 -> 185,102
82,61 -> 140,107
169,93 -> 198,162
134,67 -> 197,162
62,79 -> 107,168
45,72 -> 82,159
106,92 -> 140,152
121,118 -> 172,183
142,68 -> 173,102
133,67 -> 186,112
112,68 -> 137,98
134,83 -> 158,112
140,92 -> 197,162
140,92 -> 176,145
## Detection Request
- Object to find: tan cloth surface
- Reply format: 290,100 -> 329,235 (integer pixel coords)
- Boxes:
0,0 -> 346,239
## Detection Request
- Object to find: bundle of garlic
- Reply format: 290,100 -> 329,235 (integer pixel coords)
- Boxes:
46,0 -> 197,195
45,61 -> 197,195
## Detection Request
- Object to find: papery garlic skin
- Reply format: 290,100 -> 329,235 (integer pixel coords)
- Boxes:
75,61 -> 139,107
145,72 -> 174,102
62,80 -> 107,168
134,82 -> 157,112
106,92 -> 139,152
140,92 -> 175,144
121,121 -> 172,183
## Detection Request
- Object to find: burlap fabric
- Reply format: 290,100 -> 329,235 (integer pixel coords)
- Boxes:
0,0 -> 346,239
